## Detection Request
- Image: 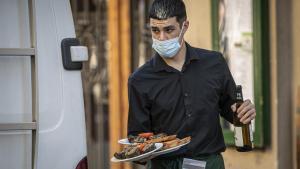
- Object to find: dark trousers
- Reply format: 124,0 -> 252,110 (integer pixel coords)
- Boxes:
147,154 -> 225,169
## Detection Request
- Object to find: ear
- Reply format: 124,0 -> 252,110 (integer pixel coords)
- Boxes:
179,20 -> 189,43
182,20 -> 190,34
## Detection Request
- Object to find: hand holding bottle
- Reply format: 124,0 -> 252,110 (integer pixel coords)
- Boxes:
231,99 -> 256,124
231,85 -> 255,152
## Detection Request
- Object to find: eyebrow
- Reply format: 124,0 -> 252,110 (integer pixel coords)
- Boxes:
151,25 -> 176,31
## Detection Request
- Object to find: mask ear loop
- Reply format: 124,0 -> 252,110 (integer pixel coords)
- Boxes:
178,21 -> 186,46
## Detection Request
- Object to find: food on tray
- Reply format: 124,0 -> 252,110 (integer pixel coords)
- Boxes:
128,134 -> 149,143
162,136 -> 191,150
125,146 -> 141,158
138,132 -> 154,138
141,143 -> 156,153
149,133 -> 167,139
127,133 -> 191,151
128,133 -> 174,143
161,138 -> 181,150
113,143 -> 156,160
114,133 -> 192,161
146,135 -> 177,144
180,136 -> 191,144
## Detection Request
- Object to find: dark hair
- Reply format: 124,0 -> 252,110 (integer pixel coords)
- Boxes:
149,0 -> 187,26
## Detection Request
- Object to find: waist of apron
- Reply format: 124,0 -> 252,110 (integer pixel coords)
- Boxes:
155,153 -> 221,161
149,153 -> 224,169
192,153 -> 222,161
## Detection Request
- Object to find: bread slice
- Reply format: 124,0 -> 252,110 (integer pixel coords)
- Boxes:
146,135 -> 177,144
162,138 -> 181,150
179,136 -> 191,145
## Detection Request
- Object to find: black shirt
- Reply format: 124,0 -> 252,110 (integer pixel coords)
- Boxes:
127,43 -> 236,158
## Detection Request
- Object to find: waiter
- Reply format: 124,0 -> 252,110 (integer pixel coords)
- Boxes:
127,0 -> 256,168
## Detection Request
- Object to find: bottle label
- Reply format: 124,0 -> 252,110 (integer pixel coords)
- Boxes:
250,124 -> 253,142
234,127 -> 244,147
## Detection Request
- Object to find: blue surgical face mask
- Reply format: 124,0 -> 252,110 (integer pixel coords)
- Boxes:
152,23 -> 185,58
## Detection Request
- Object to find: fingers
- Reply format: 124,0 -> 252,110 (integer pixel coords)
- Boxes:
240,109 -> 256,124
237,99 -> 251,114
238,101 -> 254,118
231,99 -> 256,124
231,100 -> 251,114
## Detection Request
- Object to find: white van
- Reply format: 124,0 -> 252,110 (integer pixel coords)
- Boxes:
0,0 -> 87,169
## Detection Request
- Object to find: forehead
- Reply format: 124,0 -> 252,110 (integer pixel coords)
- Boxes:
149,17 -> 180,27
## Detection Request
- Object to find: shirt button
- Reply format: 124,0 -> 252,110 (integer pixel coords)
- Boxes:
184,93 -> 188,97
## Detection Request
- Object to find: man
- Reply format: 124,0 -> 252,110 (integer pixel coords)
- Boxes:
127,0 -> 256,169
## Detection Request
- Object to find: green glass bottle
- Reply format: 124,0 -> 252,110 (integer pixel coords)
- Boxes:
233,85 -> 254,152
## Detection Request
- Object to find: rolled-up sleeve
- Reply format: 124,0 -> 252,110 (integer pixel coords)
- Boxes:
127,77 -> 152,136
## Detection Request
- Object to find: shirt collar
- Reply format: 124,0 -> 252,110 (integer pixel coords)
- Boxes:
153,42 -> 199,72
